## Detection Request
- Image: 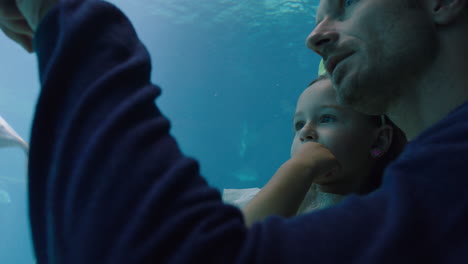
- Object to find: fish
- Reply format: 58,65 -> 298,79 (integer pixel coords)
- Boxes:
0,115 -> 29,155
0,189 -> 11,204
0,175 -> 26,184
239,122 -> 248,158
231,167 -> 258,182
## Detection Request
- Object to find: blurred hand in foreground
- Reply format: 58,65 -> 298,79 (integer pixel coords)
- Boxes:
0,0 -> 59,52
0,0 -> 34,52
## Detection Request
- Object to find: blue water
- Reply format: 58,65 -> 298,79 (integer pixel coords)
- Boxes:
0,0 -> 321,262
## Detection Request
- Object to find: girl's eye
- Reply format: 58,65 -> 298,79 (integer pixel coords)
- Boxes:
344,0 -> 357,8
320,115 -> 337,123
294,121 -> 305,131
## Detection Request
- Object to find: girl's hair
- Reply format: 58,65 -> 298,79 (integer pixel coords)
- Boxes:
308,75 -> 407,194
308,74 -> 329,87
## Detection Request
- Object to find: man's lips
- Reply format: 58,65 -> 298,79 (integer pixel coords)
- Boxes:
325,52 -> 353,75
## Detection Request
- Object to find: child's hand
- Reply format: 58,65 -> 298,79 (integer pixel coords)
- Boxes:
242,141 -> 341,226
288,141 -> 341,183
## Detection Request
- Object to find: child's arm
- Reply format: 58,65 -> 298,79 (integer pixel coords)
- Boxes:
242,141 -> 340,227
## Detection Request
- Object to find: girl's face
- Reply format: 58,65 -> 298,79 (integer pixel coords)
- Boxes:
291,79 -> 378,194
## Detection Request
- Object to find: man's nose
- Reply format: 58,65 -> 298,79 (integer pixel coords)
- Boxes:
306,19 -> 339,57
299,125 -> 317,143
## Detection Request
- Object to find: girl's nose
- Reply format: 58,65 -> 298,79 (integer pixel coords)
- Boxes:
299,125 -> 317,143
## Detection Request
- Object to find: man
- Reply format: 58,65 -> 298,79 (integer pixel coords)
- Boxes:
0,0 -> 467,263
306,0 -> 468,140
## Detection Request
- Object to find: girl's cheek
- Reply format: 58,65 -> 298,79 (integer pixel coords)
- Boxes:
324,132 -> 353,158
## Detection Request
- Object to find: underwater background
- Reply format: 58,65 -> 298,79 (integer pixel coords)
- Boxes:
0,0 -> 321,262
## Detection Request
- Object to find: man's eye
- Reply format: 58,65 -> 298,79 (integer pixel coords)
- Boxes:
294,121 -> 305,131
320,115 -> 337,123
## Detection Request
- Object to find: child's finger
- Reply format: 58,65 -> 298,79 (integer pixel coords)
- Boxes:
0,24 -> 33,52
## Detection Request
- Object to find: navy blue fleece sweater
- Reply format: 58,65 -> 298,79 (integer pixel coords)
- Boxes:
28,0 -> 468,263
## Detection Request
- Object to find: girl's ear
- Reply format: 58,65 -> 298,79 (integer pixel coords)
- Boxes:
370,125 -> 393,159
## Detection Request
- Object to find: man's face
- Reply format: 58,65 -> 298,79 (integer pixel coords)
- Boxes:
306,0 -> 437,115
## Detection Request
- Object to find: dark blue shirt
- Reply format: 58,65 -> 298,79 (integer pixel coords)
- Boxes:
29,0 -> 468,263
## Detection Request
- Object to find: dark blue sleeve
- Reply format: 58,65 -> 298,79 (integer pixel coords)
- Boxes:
28,0 -> 468,263
29,0 -> 247,262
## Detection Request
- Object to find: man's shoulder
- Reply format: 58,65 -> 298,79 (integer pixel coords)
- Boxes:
385,100 -> 468,182
411,100 -> 468,146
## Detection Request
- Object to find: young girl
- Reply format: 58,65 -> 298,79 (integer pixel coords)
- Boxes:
237,75 -> 407,226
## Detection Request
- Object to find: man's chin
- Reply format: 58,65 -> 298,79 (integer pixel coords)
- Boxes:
336,87 -> 387,116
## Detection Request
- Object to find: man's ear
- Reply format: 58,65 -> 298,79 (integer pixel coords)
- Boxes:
428,0 -> 467,25
370,125 -> 393,159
